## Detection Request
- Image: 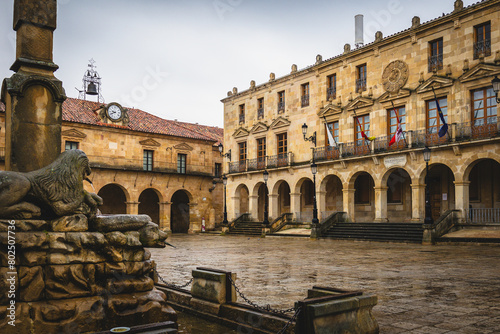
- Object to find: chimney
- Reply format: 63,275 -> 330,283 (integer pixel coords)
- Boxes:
355,14 -> 364,48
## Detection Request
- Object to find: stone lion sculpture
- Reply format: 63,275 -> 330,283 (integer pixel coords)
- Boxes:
0,149 -> 103,219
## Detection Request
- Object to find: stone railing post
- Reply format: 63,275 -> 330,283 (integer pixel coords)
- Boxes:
190,267 -> 237,315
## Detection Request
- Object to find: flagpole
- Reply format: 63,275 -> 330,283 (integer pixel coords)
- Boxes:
431,87 -> 451,140
353,108 -> 371,153
391,101 -> 408,147
323,116 -> 339,148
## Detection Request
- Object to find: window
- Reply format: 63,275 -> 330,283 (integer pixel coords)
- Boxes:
257,98 -> 264,119
471,87 -> 497,138
301,83 -> 310,107
257,138 -> 266,163
354,174 -> 372,204
239,104 -> 245,123
65,141 -> 79,150
327,74 -> 336,100
214,163 -> 222,178
428,38 -> 443,72
277,133 -> 287,156
278,91 -> 285,113
356,64 -> 367,93
238,142 -> 247,161
326,121 -> 339,145
177,153 -> 187,174
143,150 -> 154,171
426,97 -> 447,134
355,114 -> 370,145
474,22 -> 491,59
388,106 -> 406,149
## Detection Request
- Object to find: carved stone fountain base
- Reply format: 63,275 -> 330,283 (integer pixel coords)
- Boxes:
0,214 -> 176,334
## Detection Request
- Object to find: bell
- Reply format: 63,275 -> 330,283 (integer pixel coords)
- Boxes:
86,82 -> 98,95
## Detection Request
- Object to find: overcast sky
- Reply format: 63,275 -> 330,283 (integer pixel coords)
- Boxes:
0,0 -> 478,127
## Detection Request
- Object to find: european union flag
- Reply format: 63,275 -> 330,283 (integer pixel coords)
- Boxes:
436,99 -> 448,138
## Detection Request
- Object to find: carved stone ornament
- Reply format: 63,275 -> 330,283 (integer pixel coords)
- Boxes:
382,60 -> 409,93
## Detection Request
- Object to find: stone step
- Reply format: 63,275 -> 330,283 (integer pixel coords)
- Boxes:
324,222 -> 423,243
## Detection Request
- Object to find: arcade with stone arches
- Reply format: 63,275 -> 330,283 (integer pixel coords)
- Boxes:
228,153 -> 500,224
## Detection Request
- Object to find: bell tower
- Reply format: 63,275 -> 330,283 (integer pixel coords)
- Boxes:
78,58 -> 104,103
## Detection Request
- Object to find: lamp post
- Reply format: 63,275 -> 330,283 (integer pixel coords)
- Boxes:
311,161 -> 319,226
222,174 -> 228,225
301,123 -> 317,147
263,170 -> 269,225
218,143 -> 231,160
423,147 -> 433,225
492,76 -> 500,103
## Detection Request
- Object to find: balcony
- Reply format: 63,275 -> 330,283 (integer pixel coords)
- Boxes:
257,108 -> 264,119
428,54 -> 443,72
473,39 -> 491,59
227,153 -> 293,174
355,77 -> 366,93
277,101 -> 285,113
239,113 -> 245,124
327,87 -> 336,100
301,95 -> 309,107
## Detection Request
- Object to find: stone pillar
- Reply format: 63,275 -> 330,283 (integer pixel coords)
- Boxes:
248,195 -> 259,221
343,188 -> 355,222
231,196 -> 239,220
269,194 -> 279,220
1,0 -> 66,172
454,181 -> 470,222
126,201 -> 140,215
374,186 -> 389,222
290,192 -> 301,220
411,184 -> 425,222
159,201 -> 172,232
317,190 -> 326,221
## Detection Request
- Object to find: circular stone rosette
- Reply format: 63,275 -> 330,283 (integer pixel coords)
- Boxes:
382,60 -> 409,93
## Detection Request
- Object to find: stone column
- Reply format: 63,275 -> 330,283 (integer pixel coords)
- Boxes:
454,181 -> 470,222
290,192 -> 301,220
374,186 -> 389,222
1,0 -> 66,172
317,190 -> 326,221
269,194 -> 279,220
231,196 -> 239,220
248,195 -> 259,221
159,201 -> 172,232
343,188 -> 355,222
411,184 -> 425,222
126,201 -> 140,215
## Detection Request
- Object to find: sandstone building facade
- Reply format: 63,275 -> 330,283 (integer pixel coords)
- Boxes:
221,0 -> 500,226
0,98 -> 224,233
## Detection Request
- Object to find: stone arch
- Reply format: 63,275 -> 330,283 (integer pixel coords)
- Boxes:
384,168 -> 413,222
138,188 -> 161,225
419,163 -> 456,221
319,174 -> 343,216
97,183 -> 129,214
346,168 -> 376,189
234,183 -> 250,217
271,180 -> 291,216
170,189 -> 191,233
294,177 -> 314,222
461,154 -> 500,182
416,158 -> 458,185
466,158 -> 500,212
349,171 -> 376,222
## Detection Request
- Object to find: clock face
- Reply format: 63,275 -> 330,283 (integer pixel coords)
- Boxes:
107,104 -> 122,121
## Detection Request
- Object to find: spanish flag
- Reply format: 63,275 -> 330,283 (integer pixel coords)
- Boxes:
356,117 -> 375,141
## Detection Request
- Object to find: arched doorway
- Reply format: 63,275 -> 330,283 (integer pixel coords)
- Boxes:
98,184 -> 127,214
353,172 -> 375,222
426,164 -> 455,221
299,178 -> 314,222
234,184 -> 249,217
257,183 -> 268,221
138,189 -> 160,224
468,159 -> 500,222
386,168 -> 412,222
322,175 -> 343,218
171,190 -> 190,233
277,181 -> 291,215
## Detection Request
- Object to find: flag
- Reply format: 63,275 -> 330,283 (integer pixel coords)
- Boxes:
325,123 -> 337,147
355,117 -> 375,141
436,98 -> 448,137
389,108 -> 403,146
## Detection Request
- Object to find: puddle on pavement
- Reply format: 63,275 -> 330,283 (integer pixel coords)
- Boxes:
177,311 -> 237,334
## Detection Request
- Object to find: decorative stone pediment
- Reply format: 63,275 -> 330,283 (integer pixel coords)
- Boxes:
139,138 -> 161,147
173,143 -> 193,151
378,88 -> 412,104
318,102 -> 343,118
270,116 -> 291,129
61,128 -> 87,139
250,122 -> 268,134
459,63 -> 500,83
417,75 -> 454,94
232,127 -> 250,138
345,96 -> 374,111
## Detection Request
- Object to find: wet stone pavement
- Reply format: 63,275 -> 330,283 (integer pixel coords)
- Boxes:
150,235 -> 500,333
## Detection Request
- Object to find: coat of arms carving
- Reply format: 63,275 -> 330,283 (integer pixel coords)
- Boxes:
382,60 -> 409,93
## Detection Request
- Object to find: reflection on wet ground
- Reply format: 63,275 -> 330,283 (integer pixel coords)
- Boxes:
177,311 -> 237,334
151,234 -> 500,333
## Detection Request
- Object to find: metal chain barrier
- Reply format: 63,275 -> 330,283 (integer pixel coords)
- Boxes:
228,275 -> 296,315
276,306 -> 301,334
153,267 -> 193,290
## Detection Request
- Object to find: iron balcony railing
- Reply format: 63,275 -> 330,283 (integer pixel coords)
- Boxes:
355,77 -> 366,93
227,153 -> 292,174
301,95 -> 310,107
247,157 -> 266,171
466,208 -> 500,224
239,113 -> 245,124
473,39 -> 491,59
428,54 -> 443,72
257,108 -> 264,119
267,153 -> 290,169
313,146 -> 339,162
326,87 -> 336,100
277,101 -> 285,113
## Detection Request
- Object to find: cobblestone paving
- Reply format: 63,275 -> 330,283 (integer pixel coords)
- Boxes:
151,234 -> 500,333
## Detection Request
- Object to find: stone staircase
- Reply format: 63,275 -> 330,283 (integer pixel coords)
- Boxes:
227,221 -> 263,236
323,222 -> 424,243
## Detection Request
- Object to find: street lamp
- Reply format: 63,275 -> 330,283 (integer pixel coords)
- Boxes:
492,76 -> 500,103
311,162 -> 319,226
222,174 -> 228,225
301,123 -> 317,147
218,143 -> 231,160
423,147 -> 433,225
263,170 -> 269,225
